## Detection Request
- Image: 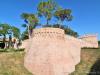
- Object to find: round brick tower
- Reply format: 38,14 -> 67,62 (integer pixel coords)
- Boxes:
24,28 -> 81,75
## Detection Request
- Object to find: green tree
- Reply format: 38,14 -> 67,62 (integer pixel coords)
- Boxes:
21,29 -> 29,40
11,26 -> 20,39
64,26 -> 78,37
37,0 -> 57,26
53,24 -> 78,37
0,24 -> 20,48
5,26 -> 20,48
98,41 -> 100,46
54,9 -> 73,28
0,24 -> 10,44
21,13 -> 38,38
11,26 -> 20,48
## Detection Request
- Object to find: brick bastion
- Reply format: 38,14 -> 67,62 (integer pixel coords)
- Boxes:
22,28 -> 98,75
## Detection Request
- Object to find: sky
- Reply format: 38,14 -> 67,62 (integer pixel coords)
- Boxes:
0,0 -> 100,39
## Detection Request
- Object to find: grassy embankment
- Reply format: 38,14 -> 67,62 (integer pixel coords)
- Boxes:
71,47 -> 100,75
0,49 -> 32,75
0,48 -> 100,75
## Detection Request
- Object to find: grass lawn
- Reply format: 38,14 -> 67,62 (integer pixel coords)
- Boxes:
0,51 -> 32,75
0,48 -> 100,75
71,48 -> 100,75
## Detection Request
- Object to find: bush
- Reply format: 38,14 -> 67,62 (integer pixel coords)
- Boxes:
82,47 -> 100,49
98,41 -> 100,46
0,48 -> 25,52
0,49 -> 7,52
14,48 -> 25,52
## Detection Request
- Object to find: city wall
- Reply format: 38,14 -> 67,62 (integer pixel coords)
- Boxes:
22,28 -> 98,75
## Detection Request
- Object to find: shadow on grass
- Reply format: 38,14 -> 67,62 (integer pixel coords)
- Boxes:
88,58 -> 100,75
0,48 -> 25,52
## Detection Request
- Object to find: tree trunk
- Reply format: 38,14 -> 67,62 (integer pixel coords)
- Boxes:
47,19 -> 49,26
59,20 -> 61,28
27,25 -> 31,39
8,35 -> 12,48
3,35 -> 6,48
59,20 -> 63,29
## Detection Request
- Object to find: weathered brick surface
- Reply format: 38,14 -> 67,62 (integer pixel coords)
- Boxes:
22,28 -> 98,75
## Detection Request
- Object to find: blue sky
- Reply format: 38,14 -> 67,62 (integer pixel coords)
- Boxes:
0,0 -> 100,39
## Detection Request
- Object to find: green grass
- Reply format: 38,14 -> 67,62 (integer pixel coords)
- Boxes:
0,48 -> 24,52
0,48 -> 100,75
70,48 -> 100,75
0,51 -> 32,75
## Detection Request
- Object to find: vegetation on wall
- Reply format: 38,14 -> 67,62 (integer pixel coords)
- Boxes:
21,0 -> 78,40
21,30 -> 29,41
21,13 -> 38,38
53,24 -> 78,37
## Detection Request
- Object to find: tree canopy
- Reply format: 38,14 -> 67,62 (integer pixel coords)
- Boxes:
21,13 -> 39,38
0,23 -> 20,48
20,0 -> 78,38
37,0 -> 57,25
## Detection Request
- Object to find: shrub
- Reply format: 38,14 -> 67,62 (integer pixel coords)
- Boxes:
0,48 -> 25,52
0,49 -> 7,52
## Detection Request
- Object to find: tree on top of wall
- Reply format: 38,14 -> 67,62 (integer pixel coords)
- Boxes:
21,0 -> 78,39
37,0 -> 57,26
21,13 -> 38,38
54,8 -> 73,28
